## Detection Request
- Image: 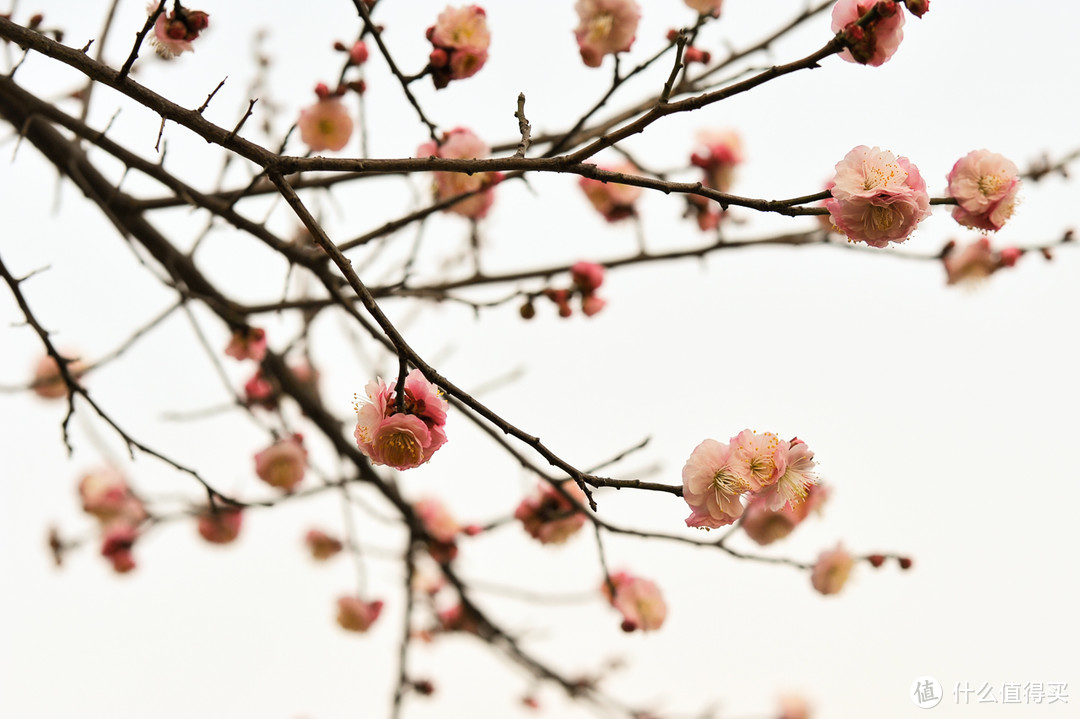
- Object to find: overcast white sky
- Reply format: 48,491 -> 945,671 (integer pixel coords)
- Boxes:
1,2 -> 1078,718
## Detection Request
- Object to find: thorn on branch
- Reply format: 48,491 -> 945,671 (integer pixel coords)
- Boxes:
196,76 -> 227,114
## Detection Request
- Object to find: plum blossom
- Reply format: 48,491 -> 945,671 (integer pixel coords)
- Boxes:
685,0 -> 723,16
305,529 -> 344,560
427,6 -> 490,88
831,0 -> 905,67
354,369 -> 449,470
254,434 -> 308,491
811,543 -> 855,595
418,128 -> 501,219
574,0 -> 641,68
197,507 -> 243,545
741,483 -> 829,546
946,150 -> 1020,232
298,96 -> 354,153
101,523 -> 139,574
31,353 -> 85,400
414,497 -> 461,562
603,571 -> 667,632
682,439 -> 751,529
148,3 -> 209,59
758,437 -> 819,511
729,429 -> 786,492
579,164 -> 642,222
514,482 -> 587,545
79,467 -> 146,527
224,326 -> 266,362
336,596 -> 383,633
688,130 -> 743,230
825,145 -> 931,247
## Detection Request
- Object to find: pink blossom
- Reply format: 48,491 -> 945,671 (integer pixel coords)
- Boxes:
354,369 -> 449,470
741,483 -> 829,546
777,694 -> 813,719
254,434 -> 307,491
348,41 -> 369,65
831,0 -> 905,67
148,3 -> 209,59
682,439 -> 751,529
514,482 -> 587,545
415,498 -> 461,545
428,6 -> 490,87
298,97 -> 354,153
904,0 -> 930,18
579,165 -> 642,222
224,326 -> 266,362
79,467 -> 146,527
197,507 -> 243,545
825,146 -> 931,247
305,529 -> 344,560
243,368 -> 276,409
729,429 -> 786,492
685,0 -> 723,16
570,262 -> 605,294
758,437 -> 819,511
581,295 -> 607,317
691,130 -> 743,193
946,150 -> 1020,232
943,237 -> 998,285
101,523 -> 139,574
336,596 -> 383,633
31,353 -> 85,400
811,543 -> 855,595
574,0 -> 641,68
417,128 -> 501,219
603,571 -> 667,632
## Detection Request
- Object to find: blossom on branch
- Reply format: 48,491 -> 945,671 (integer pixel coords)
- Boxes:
741,483 -> 829,546
197,506 -> 243,545
79,467 -> 146,527
427,5 -> 490,88
824,145 -> 930,247
148,2 -> 209,59
688,130 -> 743,230
514,482 -> 587,545
224,326 -> 266,362
336,596 -> 383,633
831,0 -> 905,67
31,353 -> 85,400
579,164 -> 642,222
946,150 -> 1020,232
603,571 -> 667,632
574,0 -> 641,68
305,529 -> 344,560
254,434 -> 308,491
942,237 -> 1022,286
101,523 -> 139,574
298,92 -> 354,153
415,497 -> 461,563
418,128 -> 501,219
685,0 -> 724,17
354,370 -> 449,470
682,439 -> 751,528
811,543 -> 855,595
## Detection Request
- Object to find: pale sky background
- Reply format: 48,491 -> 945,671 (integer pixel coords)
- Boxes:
1,2 -> 1078,719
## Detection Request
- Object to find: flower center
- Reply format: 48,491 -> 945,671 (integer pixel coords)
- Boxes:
377,431 -> 424,468
869,204 -> 900,232
977,173 -> 1008,198
587,13 -> 614,43
712,468 -> 748,498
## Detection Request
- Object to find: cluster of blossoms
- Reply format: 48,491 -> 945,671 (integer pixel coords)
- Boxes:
30,352 -> 85,400
254,434 -> 308,492
688,130 -> 743,230
427,5 -> 490,89
79,467 -> 147,573
418,128 -> 502,219
521,261 -> 607,319
946,150 -> 1021,232
831,0 -> 928,67
824,145 -> 931,247
298,83 -> 356,154
514,481 -> 587,545
579,164 -> 642,223
354,370 -> 449,471
602,571 -> 667,632
574,0 -> 640,67
682,430 -> 819,529
942,237 -> 1023,286
148,2 -> 209,59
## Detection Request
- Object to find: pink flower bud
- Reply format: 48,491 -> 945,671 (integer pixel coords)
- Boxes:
336,597 -> 383,632
197,507 -> 243,544
867,554 -> 886,567
224,326 -> 266,362
904,0 -> 929,18
305,529 -> 344,560
348,40 -> 369,65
